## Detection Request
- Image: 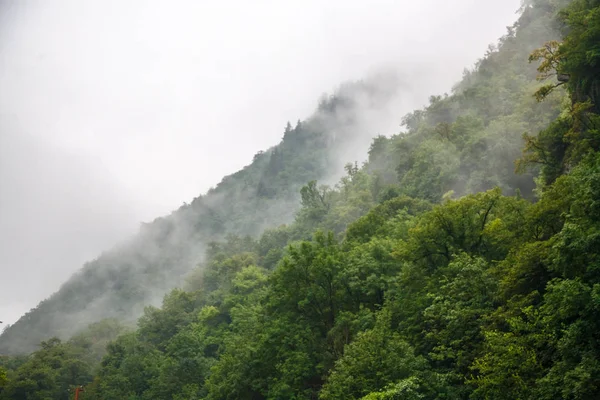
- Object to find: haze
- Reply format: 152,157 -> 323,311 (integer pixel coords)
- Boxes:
0,0 -> 521,326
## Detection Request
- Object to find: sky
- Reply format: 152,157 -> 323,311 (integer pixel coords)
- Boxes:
0,0 -> 521,326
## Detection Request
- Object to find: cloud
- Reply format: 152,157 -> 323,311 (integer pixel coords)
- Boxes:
0,117 -> 138,326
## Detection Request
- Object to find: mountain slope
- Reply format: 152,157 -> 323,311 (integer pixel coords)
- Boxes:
4,0 -> 600,398
65,1 -> 600,398
0,76 -> 402,354
0,0 -> 567,357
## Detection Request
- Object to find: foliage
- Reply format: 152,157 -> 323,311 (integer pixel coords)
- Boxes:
5,0 -> 600,399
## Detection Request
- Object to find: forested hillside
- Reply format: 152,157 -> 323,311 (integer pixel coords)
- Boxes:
0,75 -> 400,355
3,0 -> 600,398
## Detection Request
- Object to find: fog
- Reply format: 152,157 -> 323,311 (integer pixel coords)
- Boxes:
0,0 -> 521,326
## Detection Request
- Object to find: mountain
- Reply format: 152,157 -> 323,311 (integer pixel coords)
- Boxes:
0,73 -> 404,355
4,0 -> 600,398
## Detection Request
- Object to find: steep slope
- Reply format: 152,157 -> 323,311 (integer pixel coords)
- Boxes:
0,0 -> 566,356
364,1 -> 567,202
0,75 -> 403,354
4,0 -> 600,398
61,1 -> 599,399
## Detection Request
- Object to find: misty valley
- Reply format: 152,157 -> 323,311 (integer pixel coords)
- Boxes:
1,0 -> 600,398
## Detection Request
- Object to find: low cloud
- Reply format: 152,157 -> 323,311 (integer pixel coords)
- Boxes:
0,0 -> 521,326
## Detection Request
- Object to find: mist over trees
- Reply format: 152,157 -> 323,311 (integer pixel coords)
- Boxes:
2,0 -> 600,398
0,72 -> 406,355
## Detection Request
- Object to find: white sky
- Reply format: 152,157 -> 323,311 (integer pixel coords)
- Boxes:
0,0 -> 521,326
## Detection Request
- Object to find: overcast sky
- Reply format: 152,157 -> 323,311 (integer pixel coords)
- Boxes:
0,0 -> 522,326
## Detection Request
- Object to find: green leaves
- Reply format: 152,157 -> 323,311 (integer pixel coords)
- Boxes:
321,310 -> 426,400
0,367 -> 6,391
0,338 -> 94,400
9,2 -> 600,400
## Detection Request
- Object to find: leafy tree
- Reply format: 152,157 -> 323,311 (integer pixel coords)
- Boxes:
320,310 -> 426,400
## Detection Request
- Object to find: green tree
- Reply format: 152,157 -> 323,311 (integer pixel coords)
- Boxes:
320,310 -> 426,400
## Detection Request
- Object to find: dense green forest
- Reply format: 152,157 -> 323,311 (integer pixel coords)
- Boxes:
2,0 -> 600,398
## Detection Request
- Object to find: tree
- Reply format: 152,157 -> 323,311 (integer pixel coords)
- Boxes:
320,310 -> 426,400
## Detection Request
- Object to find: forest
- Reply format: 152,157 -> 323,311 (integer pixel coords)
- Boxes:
1,0 -> 600,398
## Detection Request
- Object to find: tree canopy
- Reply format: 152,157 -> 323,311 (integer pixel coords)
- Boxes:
3,0 -> 600,399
